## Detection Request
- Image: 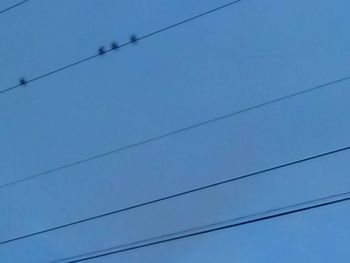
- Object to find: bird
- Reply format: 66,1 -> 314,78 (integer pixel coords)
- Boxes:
111,41 -> 119,50
130,34 -> 138,44
19,78 -> 27,86
98,46 -> 106,55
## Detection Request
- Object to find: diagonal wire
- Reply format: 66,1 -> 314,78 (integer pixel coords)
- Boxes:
50,190 -> 350,263
51,191 -> 350,262
1,74 -> 350,189
0,0 -> 242,95
0,0 -> 29,15
2,143 -> 350,246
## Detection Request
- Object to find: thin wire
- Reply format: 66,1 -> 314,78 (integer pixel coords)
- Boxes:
2,143 -> 350,246
50,190 -> 350,263
1,74 -> 350,189
0,0 -> 242,95
52,192 -> 350,262
0,0 -> 29,15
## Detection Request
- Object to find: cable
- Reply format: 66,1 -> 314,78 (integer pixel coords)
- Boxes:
0,0 -> 29,15
50,190 -> 350,263
1,74 -> 350,189
2,143 -> 350,246
50,191 -> 350,262
0,0 -> 242,95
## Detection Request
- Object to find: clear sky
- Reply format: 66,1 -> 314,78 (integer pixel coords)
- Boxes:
1,0 -> 350,262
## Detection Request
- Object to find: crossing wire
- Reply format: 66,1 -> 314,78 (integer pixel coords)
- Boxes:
50,190 -> 350,262
54,191 -> 350,262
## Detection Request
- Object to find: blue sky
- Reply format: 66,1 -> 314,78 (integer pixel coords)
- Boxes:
1,0 -> 350,262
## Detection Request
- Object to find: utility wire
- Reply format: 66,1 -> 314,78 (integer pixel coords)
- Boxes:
1,75 -> 350,189
51,191 -> 350,262
0,0 -> 242,95
50,190 -> 350,263
0,0 -> 29,15
2,143 -> 350,246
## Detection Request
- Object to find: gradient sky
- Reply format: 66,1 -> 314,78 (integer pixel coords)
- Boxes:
1,0 -> 350,262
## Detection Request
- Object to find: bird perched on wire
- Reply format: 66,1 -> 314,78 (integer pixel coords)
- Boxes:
111,41 -> 119,50
130,34 -> 138,44
19,78 -> 27,86
98,46 -> 106,55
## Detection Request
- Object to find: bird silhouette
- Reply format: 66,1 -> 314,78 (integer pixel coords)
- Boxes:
130,34 -> 138,44
111,42 -> 119,50
98,46 -> 106,55
19,78 -> 27,86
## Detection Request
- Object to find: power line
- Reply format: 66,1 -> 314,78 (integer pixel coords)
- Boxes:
0,0 -> 242,95
0,0 -> 29,15
2,1 -> 347,261
2,143 -> 350,246
1,74 -> 350,189
51,191 -> 350,262
50,190 -> 350,263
